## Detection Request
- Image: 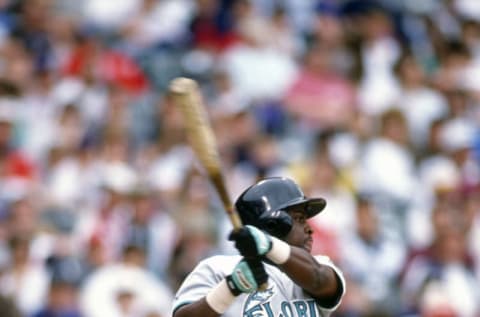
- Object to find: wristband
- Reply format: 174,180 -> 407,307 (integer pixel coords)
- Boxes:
266,236 -> 291,264
205,279 -> 236,314
225,275 -> 242,296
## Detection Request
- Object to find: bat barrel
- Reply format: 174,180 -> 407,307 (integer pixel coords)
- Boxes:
169,77 -> 267,291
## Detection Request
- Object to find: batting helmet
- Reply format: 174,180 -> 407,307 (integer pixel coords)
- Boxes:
235,177 -> 326,238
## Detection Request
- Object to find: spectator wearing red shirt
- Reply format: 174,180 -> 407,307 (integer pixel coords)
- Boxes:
62,36 -> 149,94
284,42 -> 356,131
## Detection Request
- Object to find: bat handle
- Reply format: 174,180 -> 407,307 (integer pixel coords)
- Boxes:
228,211 -> 243,231
227,207 -> 269,291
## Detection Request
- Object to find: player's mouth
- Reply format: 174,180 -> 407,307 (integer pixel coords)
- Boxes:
304,237 -> 313,252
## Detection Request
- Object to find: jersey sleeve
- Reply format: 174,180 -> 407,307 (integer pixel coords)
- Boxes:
171,256 -> 227,315
312,255 -> 346,311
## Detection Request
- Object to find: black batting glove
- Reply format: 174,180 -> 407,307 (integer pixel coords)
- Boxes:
228,225 -> 273,258
226,257 -> 269,296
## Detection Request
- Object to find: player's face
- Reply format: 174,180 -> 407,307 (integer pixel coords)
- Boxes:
284,211 -> 313,252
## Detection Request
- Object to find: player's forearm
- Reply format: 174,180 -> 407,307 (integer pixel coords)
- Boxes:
264,237 -> 339,299
174,298 -> 220,317
278,246 -> 339,298
175,276 -> 242,317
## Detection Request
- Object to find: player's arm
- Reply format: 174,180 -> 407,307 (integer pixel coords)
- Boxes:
174,297 -> 222,317
173,258 -> 267,317
279,246 -> 341,301
230,226 -> 343,305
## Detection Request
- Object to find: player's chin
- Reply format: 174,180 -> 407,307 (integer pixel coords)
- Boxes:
303,237 -> 313,252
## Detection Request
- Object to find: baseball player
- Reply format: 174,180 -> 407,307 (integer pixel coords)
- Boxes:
172,177 -> 345,317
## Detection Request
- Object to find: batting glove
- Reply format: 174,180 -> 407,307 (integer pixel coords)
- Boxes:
206,258 -> 268,313
229,225 -> 291,265
226,258 -> 268,295
229,225 -> 273,258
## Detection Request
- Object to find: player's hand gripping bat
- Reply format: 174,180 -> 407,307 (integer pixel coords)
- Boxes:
169,77 -> 268,291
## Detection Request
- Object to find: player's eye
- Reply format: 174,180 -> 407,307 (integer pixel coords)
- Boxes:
293,215 -> 306,224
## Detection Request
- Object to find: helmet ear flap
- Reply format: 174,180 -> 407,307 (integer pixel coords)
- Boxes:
258,209 -> 293,238
263,219 -> 278,232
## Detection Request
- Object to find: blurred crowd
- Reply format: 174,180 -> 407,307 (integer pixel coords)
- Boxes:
0,0 -> 478,316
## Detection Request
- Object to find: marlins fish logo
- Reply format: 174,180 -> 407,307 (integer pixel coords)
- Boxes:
243,285 -> 275,312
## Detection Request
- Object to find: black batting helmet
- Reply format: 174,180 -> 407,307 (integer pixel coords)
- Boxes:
234,177 -> 326,238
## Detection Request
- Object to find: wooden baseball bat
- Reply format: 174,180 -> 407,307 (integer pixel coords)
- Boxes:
169,77 -> 267,291
169,77 -> 242,229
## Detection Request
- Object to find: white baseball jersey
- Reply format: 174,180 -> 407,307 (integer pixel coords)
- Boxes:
172,254 -> 346,317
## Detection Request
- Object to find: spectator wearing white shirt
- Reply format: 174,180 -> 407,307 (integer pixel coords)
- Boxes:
359,109 -> 418,238
393,52 -> 448,149
220,2 -> 297,105
0,235 -> 50,316
339,195 -> 406,315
